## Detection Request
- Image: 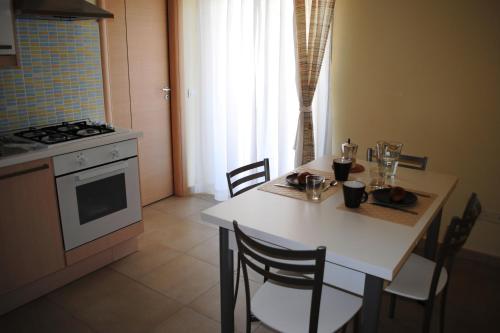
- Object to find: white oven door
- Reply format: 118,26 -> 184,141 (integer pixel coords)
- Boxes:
56,157 -> 141,251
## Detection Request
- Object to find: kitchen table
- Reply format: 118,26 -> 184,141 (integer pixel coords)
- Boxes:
201,156 -> 458,333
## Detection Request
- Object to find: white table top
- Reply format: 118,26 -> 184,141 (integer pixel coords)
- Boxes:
202,156 -> 458,281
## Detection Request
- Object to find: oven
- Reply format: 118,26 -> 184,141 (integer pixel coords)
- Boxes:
53,139 -> 141,251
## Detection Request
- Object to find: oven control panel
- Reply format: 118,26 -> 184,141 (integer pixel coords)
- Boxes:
53,139 -> 138,176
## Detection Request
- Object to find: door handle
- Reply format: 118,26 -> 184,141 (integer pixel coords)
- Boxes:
162,87 -> 171,100
0,164 -> 49,180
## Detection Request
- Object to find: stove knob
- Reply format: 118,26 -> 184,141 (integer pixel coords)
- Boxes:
111,148 -> 120,159
76,154 -> 87,166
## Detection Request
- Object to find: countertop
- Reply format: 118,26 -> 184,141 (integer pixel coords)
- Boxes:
0,128 -> 143,169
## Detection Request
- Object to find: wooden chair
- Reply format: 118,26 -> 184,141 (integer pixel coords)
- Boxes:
226,158 -> 270,198
384,193 -> 481,333
366,147 -> 428,170
233,221 -> 362,333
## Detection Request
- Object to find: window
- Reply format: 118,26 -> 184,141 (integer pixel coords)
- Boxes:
181,0 -> 331,200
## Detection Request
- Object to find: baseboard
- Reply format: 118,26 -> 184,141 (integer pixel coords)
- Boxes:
65,221 -> 143,265
456,248 -> 500,268
414,241 -> 500,268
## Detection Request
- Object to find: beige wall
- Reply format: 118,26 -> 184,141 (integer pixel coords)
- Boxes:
331,0 -> 500,256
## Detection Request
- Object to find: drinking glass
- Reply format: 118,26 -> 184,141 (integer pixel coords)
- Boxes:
376,141 -> 403,177
306,175 -> 325,201
369,164 -> 386,188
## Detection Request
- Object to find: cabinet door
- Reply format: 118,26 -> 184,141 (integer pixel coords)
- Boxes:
0,0 -> 16,55
0,159 -> 65,295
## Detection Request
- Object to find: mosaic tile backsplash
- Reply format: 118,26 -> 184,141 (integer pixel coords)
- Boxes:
0,19 -> 105,132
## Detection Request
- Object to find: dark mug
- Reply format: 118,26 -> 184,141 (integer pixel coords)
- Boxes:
343,180 -> 368,208
332,157 -> 352,181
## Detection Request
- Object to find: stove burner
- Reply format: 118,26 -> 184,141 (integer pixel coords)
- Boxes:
77,128 -> 101,136
41,133 -> 70,143
23,130 -> 48,138
58,124 -> 81,132
13,121 -> 115,145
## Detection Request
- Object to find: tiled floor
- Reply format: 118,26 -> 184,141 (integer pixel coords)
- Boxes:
1,195 -> 499,332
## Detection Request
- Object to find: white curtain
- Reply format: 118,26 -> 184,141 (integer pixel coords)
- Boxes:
181,0 -> 331,201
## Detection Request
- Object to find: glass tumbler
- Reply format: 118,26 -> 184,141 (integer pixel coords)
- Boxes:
377,141 -> 403,177
369,164 -> 386,188
306,175 -> 325,201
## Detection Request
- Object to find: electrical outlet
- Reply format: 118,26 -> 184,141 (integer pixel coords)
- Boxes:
479,210 -> 500,225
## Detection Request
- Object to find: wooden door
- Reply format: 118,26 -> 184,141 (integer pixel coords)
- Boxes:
100,0 -> 174,205
0,159 -> 65,295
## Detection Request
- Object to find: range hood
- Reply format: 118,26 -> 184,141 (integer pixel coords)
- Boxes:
14,0 -> 113,20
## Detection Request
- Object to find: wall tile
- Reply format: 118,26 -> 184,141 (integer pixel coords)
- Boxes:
0,19 -> 105,132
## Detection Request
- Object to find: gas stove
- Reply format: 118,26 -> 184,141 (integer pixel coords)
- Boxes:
14,121 -> 115,145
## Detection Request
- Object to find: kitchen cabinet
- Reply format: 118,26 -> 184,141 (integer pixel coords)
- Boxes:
99,0 -> 174,205
0,0 -> 18,67
0,158 -> 65,295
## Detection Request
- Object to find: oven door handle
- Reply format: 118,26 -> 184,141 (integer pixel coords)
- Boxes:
76,161 -> 129,181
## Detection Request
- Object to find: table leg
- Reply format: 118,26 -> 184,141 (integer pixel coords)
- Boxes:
424,207 -> 442,260
219,228 -> 234,333
362,274 -> 383,333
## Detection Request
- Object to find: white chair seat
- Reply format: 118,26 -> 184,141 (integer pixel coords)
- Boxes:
385,253 -> 448,301
251,281 -> 362,333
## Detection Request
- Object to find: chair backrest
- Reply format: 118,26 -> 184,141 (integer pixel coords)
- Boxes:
398,154 -> 428,171
442,193 -> 482,257
233,221 -> 326,333
428,193 -> 481,299
226,158 -> 270,197
366,147 -> 428,170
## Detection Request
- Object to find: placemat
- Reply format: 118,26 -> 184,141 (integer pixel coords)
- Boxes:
337,189 -> 437,226
258,168 -> 340,203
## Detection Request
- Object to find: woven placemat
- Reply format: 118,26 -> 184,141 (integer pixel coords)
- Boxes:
337,190 -> 437,226
258,168 -> 340,203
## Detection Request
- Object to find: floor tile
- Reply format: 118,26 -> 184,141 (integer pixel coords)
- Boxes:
0,297 -> 93,333
186,234 -> 263,284
140,219 -> 218,252
184,210 -> 219,228
47,268 -> 181,333
149,196 -> 215,219
139,255 -> 219,305
253,324 -> 278,333
142,206 -> 184,233
193,193 -> 220,204
153,307 -> 220,333
111,242 -> 181,279
47,268 -> 131,312
187,235 -> 220,266
189,278 -> 262,333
